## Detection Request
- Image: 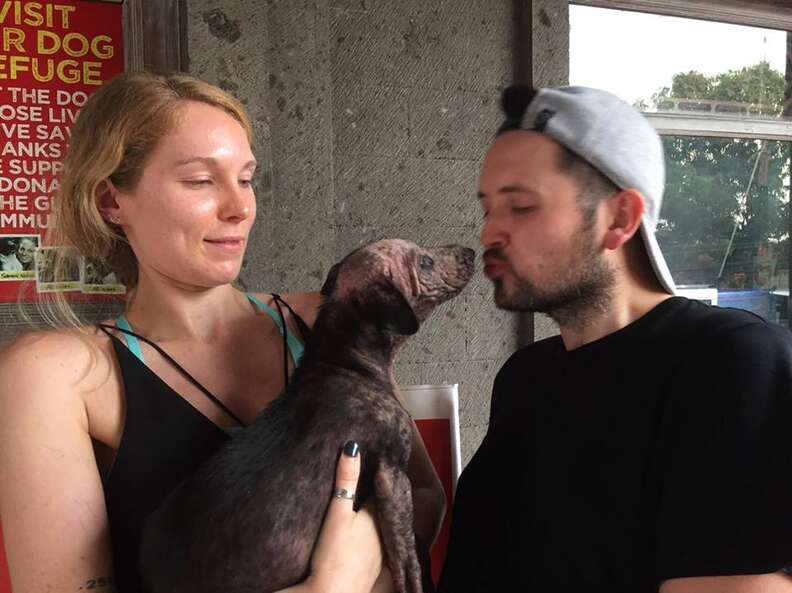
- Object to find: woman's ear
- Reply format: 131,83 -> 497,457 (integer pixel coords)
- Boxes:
96,179 -> 122,225
603,189 -> 645,251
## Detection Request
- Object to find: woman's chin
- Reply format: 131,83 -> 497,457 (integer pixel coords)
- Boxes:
204,271 -> 242,288
214,265 -> 244,286
178,266 -> 242,290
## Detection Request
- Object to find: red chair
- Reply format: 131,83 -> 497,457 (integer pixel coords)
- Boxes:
0,521 -> 11,593
402,383 -> 462,586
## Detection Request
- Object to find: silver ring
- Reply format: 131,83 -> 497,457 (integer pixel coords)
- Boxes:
333,487 -> 355,500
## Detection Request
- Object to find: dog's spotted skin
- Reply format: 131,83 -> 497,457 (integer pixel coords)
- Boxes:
140,239 -> 475,593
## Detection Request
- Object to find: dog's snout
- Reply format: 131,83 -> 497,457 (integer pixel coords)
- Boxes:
440,245 -> 475,268
458,247 -> 475,267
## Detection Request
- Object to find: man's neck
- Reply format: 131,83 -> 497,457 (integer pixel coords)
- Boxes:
557,283 -> 672,351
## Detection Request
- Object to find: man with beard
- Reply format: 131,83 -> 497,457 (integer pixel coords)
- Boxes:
438,86 -> 792,593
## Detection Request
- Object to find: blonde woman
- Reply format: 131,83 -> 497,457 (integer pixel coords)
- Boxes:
0,72 -> 444,593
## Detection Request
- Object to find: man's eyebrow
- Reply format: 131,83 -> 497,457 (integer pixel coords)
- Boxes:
478,184 -> 540,199
173,157 -> 257,169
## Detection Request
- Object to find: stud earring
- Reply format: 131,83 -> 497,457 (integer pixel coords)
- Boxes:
106,214 -> 121,225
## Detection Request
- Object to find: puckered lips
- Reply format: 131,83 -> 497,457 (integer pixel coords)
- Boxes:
482,251 -> 508,279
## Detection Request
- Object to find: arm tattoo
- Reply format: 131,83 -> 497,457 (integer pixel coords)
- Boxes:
78,576 -> 114,590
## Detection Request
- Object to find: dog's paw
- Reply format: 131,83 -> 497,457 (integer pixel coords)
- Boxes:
407,550 -> 424,593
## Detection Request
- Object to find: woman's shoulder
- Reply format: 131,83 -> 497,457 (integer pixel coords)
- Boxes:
0,327 -> 116,401
250,290 -> 323,328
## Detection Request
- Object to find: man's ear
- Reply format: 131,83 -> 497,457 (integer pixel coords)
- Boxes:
96,179 -> 122,222
370,283 -> 419,336
603,189 -> 645,251
320,263 -> 341,297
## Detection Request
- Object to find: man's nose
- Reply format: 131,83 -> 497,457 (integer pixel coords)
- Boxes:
480,213 -> 507,249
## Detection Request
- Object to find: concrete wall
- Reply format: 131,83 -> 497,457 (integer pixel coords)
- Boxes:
0,0 -> 571,465
186,0 -> 518,463
527,0 -> 570,341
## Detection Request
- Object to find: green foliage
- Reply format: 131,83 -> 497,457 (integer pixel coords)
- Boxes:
654,61 -> 785,112
648,62 -> 790,289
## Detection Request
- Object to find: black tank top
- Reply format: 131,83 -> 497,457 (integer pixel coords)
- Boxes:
97,294 -> 309,593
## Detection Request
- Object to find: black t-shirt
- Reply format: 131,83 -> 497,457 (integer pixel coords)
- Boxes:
438,297 -> 792,593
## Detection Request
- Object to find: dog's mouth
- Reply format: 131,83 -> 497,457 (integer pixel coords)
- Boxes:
414,245 -> 476,303
454,248 -> 476,287
441,246 -> 476,292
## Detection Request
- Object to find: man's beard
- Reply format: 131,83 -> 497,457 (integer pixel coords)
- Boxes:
491,222 -> 615,327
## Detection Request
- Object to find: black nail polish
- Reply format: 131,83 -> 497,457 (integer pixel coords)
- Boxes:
343,440 -> 359,457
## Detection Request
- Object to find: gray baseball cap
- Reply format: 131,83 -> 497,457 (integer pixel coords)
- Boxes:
518,85 -> 676,295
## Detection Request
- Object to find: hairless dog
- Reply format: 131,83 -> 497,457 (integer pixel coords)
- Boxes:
140,239 -> 475,593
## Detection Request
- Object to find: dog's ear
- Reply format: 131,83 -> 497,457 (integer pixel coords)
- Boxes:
371,283 -> 419,336
320,263 -> 341,297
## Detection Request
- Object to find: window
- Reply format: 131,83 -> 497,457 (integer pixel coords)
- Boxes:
570,1 -> 791,328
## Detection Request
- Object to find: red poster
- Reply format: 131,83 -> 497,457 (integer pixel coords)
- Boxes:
0,0 -> 124,302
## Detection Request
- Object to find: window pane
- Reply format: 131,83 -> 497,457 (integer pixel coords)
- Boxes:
657,135 -> 790,328
570,5 -> 790,122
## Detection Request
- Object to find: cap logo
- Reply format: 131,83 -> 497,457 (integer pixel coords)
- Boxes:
534,108 -> 555,132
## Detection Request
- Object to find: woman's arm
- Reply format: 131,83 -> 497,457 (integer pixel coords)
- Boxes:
0,332 -> 117,593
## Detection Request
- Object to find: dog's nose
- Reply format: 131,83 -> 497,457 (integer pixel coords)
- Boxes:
457,247 -> 475,267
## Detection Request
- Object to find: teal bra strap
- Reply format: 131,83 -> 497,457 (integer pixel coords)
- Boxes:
115,314 -> 146,363
115,294 -> 304,366
245,293 -> 305,365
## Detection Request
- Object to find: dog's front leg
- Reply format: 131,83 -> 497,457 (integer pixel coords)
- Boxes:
373,464 -> 423,593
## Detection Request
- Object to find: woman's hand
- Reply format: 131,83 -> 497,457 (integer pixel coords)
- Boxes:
300,441 -> 386,593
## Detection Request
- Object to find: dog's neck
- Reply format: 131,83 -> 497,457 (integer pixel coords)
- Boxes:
304,300 -> 400,380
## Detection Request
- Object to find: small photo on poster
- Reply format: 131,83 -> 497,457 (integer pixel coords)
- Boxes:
35,247 -> 81,293
81,258 -> 126,295
0,235 -> 40,280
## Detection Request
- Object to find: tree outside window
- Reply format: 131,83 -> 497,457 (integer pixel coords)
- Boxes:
647,63 -> 790,327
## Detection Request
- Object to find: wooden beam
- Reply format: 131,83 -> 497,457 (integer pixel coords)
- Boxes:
514,0 -> 533,85
122,0 -> 185,73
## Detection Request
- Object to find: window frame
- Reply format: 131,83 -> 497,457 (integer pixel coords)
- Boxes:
570,0 -> 792,30
648,113 -> 792,141
570,0 -> 792,141
571,0 -> 791,328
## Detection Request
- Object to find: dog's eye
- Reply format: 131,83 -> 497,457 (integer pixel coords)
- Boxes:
419,255 -> 434,271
